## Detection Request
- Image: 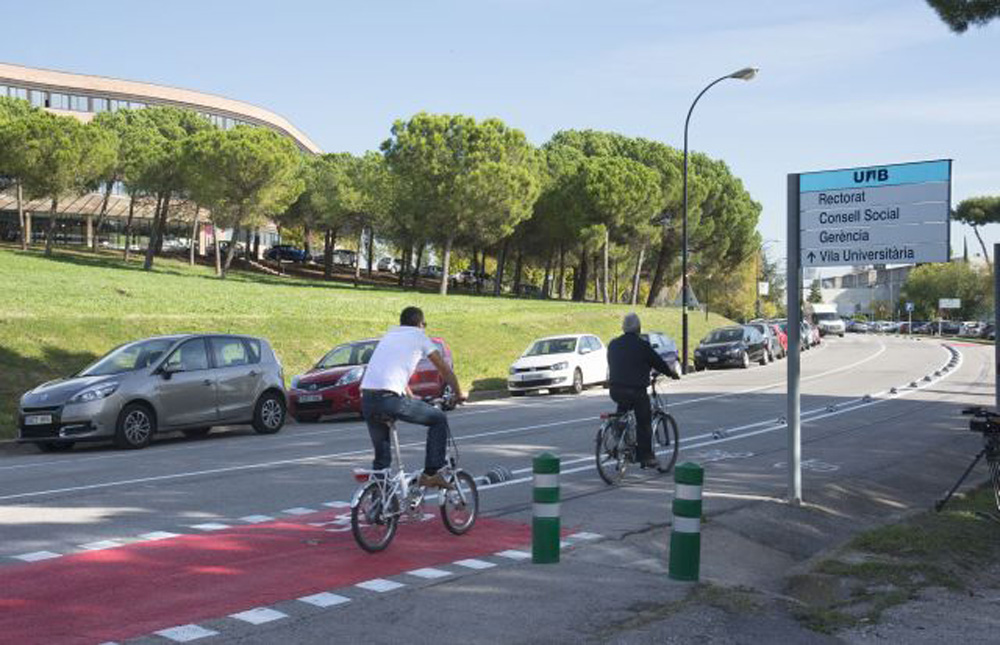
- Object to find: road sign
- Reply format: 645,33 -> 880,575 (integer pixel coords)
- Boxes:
905,302 -> 914,313
939,298 -> 961,309
758,281 -> 769,296
799,160 -> 951,267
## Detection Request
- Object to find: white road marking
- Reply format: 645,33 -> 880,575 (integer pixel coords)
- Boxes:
138,531 -> 181,541
407,567 -> 453,579
356,578 -> 405,592
79,540 -> 122,551
239,515 -> 274,524
281,507 -> 316,515
155,624 -> 219,642
322,501 -> 351,508
12,551 -> 61,562
189,522 -> 229,531
568,532 -> 603,541
230,607 -> 288,625
454,558 -> 496,570
299,592 -> 351,607
495,549 -> 531,560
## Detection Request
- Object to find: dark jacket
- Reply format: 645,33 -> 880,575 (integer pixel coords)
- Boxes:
607,332 -> 673,390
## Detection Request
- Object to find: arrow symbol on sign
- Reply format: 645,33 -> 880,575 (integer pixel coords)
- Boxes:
806,251 -> 816,262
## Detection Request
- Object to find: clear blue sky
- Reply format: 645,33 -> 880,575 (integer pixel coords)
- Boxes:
3,0 -> 999,276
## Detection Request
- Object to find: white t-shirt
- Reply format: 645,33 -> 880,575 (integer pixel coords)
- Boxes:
361,325 -> 440,395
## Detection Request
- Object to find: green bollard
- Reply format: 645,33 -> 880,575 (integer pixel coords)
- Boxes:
532,452 -> 560,564
668,461 -> 703,581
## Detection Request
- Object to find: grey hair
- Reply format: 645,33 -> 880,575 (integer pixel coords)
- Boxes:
622,312 -> 641,334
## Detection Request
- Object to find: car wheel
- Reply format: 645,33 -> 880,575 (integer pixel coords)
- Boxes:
570,368 -> 584,394
294,414 -> 320,424
115,402 -> 155,450
741,352 -> 750,369
759,350 -> 769,366
37,441 -> 75,453
253,391 -> 286,435
182,427 -> 211,439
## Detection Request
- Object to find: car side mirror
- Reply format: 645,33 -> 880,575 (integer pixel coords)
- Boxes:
159,363 -> 180,380
579,347 -> 591,355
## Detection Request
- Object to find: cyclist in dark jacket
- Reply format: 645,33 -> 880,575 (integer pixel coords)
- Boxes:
607,313 -> 679,469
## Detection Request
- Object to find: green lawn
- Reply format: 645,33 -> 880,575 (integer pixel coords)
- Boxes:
0,246 -> 732,439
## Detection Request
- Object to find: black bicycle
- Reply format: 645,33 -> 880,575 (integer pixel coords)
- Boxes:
595,376 -> 680,485
936,406 -> 1000,514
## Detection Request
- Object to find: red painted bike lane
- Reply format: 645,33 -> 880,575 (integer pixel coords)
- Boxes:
0,510 -> 531,644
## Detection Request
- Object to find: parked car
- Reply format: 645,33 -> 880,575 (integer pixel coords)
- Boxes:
17,334 -> 286,452
508,334 -> 607,396
418,265 -> 444,279
770,323 -> 788,358
810,304 -> 846,337
807,322 -> 822,346
980,324 -> 996,340
330,249 -> 357,267
746,321 -> 779,362
847,320 -> 869,333
693,325 -> 768,370
265,245 -> 312,264
377,257 -> 403,273
208,241 -> 246,258
288,337 -> 455,422
642,332 -> 682,376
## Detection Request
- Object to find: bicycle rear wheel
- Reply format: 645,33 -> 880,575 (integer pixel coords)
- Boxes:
441,470 -> 479,535
351,481 -> 399,553
596,421 -> 627,485
654,413 -> 680,474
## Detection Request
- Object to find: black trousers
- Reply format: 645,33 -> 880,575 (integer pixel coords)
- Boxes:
609,386 -> 654,461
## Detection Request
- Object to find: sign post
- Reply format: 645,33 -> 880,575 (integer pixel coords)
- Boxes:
788,159 -> 951,504
905,302 -> 914,335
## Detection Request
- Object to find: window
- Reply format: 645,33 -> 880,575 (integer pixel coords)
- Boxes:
92,97 -> 109,112
70,95 -> 88,111
10,86 -> 27,100
48,93 -> 69,109
163,339 -> 210,372
244,339 -> 262,364
29,90 -> 45,107
109,99 -> 129,112
0,85 -> 8,96
130,101 -> 146,109
210,337 -> 250,368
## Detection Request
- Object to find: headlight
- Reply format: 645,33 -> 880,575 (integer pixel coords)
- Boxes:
550,361 -> 570,371
509,366 -> 518,375
337,366 -> 364,386
69,382 -> 119,404
729,347 -> 742,355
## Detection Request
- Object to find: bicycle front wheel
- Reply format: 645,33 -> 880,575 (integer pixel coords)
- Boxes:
654,413 -> 680,474
596,422 -> 627,485
351,481 -> 399,553
441,470 -> 479,535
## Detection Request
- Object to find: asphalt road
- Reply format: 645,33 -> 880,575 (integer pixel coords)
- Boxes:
0,334 -> 990,644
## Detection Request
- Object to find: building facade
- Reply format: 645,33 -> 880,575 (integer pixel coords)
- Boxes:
0,62 -> 321,253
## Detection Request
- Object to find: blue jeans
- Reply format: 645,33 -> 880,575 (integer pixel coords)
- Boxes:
361,390 -> 449,474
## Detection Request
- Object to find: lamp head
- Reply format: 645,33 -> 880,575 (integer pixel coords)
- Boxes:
730,67 -> 759,81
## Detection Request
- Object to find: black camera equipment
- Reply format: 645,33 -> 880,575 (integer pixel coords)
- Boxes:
935,407 -> 1000,515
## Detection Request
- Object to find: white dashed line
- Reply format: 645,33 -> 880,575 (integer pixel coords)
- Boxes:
155,624 -> 219,642
281,507 -> 317,515
239,515 -> 274,524
12,551 -> 61,562
299,592 -> 351,608
495,549 -> 531,561
407,567 -> 452,579
453,558 -> 496,570
322,501 -> 351,508
230,607 -> 288,625
189,523 -> 229,531
138,531 -> 181,541
356,578 -> 405,592
568,532 -> 603,541
79,540 -> 122,551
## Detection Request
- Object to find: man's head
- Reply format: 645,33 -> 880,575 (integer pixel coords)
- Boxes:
622,312 -> 641,334
400,306 -> 425,328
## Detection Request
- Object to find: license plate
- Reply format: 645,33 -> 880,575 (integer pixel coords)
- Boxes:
707,357 -> 718,363
298,394 -> 322,403
24,414 -> 52,425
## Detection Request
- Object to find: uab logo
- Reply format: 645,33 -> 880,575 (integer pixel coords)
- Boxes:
853,168 -> 889,183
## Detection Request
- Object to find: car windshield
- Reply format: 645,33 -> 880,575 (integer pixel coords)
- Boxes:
79,337 -> 178,376
317,340 -> 379,369
816,312 -> 838,321
705,329 -> 743,344
525,337 -> 578,356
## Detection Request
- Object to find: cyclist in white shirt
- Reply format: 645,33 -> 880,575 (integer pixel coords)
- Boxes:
360,306 -> 465,488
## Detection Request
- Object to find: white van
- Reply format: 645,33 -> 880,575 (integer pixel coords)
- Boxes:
809,303 -> 845,337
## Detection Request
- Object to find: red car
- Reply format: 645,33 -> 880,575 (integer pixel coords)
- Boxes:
288,337 -> 455,422
770,323 -> 788,358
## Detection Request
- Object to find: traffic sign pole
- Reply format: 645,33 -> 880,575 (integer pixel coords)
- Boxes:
787,173 -> 802,505
995,244 -> 999,410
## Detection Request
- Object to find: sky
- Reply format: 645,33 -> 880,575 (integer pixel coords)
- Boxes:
2,0 -> 999,278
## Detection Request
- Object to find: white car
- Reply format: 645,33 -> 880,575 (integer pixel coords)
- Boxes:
507,334 -> 607,396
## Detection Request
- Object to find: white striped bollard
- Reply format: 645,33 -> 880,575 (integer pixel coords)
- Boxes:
532,452 -> 560,564
668,461 -> 703,581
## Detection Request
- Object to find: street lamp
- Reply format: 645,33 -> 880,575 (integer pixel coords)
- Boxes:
681,66 -> 758,373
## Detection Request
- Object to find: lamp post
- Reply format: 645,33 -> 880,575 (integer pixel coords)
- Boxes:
682,66 -> 758,373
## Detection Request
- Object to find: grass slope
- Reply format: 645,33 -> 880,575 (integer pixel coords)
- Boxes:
0,246 -> 732,439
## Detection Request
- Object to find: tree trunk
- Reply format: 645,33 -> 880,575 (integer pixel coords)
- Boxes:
972,224 -> 993,271
572,249 -> 588,302
494,238 -> 509,297
439,235 -> 454,295
143,193 -> 167,271
123,195 -> 136,262
189,206 -> 201,266
324,229 -> 335,279
154,195 -> 170,255
630,244 -> 646,306
558,244 -> 566,300
512,248 -> 524,296
354,226 -> 364,283
253,230 -> 261,260
612,256 -> 619,304
92,181 -> 114,252
303,224 -> 312,256
367,226 -> 374,278
44,198 -> 58,256
222,223 -> 242,277
213,227 -> 222,276
646,228 -> 673,307
593,253 -> 600,302
542,249 -> 553,298
411,243 -> 424,288
601,230 -> 610,304
398,245 -> 409,287
16,182 -> 27,251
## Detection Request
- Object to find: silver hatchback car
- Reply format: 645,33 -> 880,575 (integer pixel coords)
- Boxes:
18,334 -> 287,452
